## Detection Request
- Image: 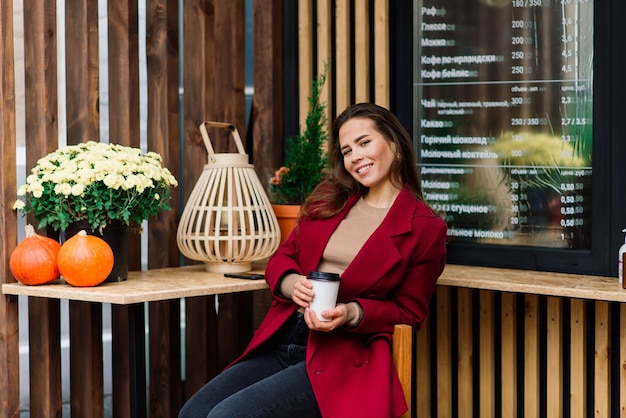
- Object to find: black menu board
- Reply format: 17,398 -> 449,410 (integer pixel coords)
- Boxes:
415,0 -> 593,249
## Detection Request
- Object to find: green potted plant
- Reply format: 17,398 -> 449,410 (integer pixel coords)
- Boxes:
270,65 -> 329,240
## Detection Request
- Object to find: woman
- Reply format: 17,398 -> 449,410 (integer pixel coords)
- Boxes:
179,103 -> 447,417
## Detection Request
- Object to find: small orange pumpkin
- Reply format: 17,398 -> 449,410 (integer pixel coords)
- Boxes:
57,230 -> 114,287
10,224 -> 62,285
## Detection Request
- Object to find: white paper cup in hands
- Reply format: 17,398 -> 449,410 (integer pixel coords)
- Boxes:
308,271 -> 341,322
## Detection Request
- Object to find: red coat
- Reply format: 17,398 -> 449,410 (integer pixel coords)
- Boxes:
233,188 -> 447,417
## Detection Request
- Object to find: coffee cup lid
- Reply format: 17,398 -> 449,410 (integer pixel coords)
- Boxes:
308,271 -> 340,281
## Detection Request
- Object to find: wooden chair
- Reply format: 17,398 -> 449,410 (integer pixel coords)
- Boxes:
393,324 -> 413,418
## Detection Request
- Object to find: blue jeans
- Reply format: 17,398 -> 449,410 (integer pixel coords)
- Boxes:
179,312 -> 321,418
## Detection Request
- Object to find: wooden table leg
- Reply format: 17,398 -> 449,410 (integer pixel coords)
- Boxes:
69,300 -> 104,418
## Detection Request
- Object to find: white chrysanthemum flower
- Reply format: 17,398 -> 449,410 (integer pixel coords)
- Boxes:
29,182 -> 44,198
103,173 -> 124,189
17,185 -> 28,196
54,183 -> 72,196
71,184 -> 85,196
26,173 -> 39,184
13,200 -> 25,210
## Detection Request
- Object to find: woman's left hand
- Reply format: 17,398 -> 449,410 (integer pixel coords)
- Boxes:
303,303 -> 350,332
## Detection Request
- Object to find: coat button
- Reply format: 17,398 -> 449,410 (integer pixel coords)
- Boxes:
353,359 -> 363,367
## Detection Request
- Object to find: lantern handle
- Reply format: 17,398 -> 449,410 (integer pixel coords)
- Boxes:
199,121 -> 247,163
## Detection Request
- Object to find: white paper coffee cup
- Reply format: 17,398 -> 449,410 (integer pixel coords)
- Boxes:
308,271 -> 341,322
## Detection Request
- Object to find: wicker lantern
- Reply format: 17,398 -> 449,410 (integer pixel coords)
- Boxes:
177,121 -> 281,272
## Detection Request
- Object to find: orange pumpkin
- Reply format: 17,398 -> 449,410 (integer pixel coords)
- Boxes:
10,224 -> 62,285
57,230 -> 114,287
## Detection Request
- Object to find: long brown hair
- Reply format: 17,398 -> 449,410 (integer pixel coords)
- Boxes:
301,103 -> 424,219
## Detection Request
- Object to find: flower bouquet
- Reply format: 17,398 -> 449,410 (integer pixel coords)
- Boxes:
13,141 -> 178,233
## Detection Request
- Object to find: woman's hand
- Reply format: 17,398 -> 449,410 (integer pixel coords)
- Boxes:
280,274 -> 314,309
304,302 -> 362,332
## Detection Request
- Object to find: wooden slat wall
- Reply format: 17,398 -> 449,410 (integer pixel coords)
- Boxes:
297,0 -> 390,129
410,287 -> 626,417
1,0 -> 278,416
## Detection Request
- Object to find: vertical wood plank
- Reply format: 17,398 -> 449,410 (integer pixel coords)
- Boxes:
501,293 -> 517,417
334,0 -> 351,113
111,304 -> 146,418
28,298 -> 62,417
182,0 -> 211,190
217,293 -> 254,370
524,294 -> 539,417
146,0 -> 183,415
373,0 -> 389,107
617,303 -> 626,416
457,288 -> 473,418
212,0 -> 245,135
163,0 -> 181,263
149,300 -> 182,417
23,0 -> 59,149
0,1 -> 20,415
595,301 -> 610,418
107,0 -> 139,146
180,0 -> 216,403
65,0 -> 99,142
297,0 -> 312,127
546,297 -> 563,417
64,3 -> 102,416
570,298 -> 586,418
183,297 -> 218,401
436,286 -> 452,417
69,301 -> 104,418
316,0 -> 332,123
416,315 -> 431,418
354,0 -> 370,102
107,2 -> 142,416
479,290 -> 495,418
22,2 -> 63,416
209,0 -> 251,375
252,0 -> 284,184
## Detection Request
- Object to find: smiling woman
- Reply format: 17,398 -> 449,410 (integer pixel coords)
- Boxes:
179,103 -> 447,418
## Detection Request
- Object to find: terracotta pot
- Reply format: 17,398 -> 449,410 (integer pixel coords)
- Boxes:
271,204 -> 301,243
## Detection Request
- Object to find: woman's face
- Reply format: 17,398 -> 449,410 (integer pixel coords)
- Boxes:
338,117 -> 396,191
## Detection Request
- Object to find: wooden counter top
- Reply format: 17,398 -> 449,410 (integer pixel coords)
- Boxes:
1,265 -> 268,304
438,264 -> 626,302
3,263 -> 625,304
